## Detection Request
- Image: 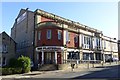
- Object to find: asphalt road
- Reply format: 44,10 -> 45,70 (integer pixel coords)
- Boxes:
2,64 -> 120,80
73,65 -> 120,79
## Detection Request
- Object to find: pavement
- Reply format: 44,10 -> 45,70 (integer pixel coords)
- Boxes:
1,62 -> 120,79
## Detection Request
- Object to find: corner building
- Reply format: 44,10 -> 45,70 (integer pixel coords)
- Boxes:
35,9 -> 103,65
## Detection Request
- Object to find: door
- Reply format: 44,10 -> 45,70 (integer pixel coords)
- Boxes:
57,53 -> 61,64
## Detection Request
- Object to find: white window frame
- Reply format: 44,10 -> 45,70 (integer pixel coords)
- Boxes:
47,29 -> 51,39
58,30 -> 62,40
38,31 -> 41,40
66,31 -> 70,43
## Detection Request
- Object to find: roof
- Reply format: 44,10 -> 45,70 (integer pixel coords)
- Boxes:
0,31 -> 16,43
35,9 -> 102,34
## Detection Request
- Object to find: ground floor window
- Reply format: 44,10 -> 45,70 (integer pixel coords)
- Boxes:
67,51 -> 80,60
95,53 -> 101,60
83,53 -> 94,60
105,54 -> 112,60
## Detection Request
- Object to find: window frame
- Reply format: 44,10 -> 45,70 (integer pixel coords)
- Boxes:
38,31 -> 41,40
47,29 -> 52,39
58,30 -> 62,40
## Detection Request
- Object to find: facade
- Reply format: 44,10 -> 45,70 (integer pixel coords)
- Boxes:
11,8 -> 119,68
11,9 -> 35,62
0,32 -> 16,67
102,36 -> 118,62
118,40 -> 120,60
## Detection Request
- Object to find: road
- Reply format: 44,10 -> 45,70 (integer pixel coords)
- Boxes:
2,64 -> 120,80
73,65 -> 120,79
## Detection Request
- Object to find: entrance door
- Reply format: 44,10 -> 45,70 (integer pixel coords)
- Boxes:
39,52 -> 42,64
57,53 -> 61,64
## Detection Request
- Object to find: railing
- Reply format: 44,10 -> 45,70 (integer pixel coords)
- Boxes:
63,59 -> 101,64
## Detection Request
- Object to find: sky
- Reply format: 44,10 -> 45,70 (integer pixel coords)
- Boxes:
1,2 -> 118,39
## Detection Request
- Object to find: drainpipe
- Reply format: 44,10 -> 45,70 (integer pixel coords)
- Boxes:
33,11 -> 36,67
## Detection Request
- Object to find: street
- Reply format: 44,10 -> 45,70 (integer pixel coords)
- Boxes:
73,65 -> 120,79
1,63 -> 120,80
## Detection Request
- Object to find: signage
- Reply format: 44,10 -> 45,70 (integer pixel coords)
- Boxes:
36,46 -> 63,52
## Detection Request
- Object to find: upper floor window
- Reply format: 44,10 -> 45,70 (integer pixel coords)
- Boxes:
17,12 -> 27,24
74,35 -> 78,43
58,30 -> 62,40
0,45 -> 2,52
38,31 -> 41,40
83,35 -> 92,49
2,44 -> 7,53
47,29 -> 51,39
96,38 -> 101,47
66,31 -> 70,43
104,40 -> 106,49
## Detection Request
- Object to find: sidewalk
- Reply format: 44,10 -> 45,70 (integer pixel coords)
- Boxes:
1,62 -> 120,79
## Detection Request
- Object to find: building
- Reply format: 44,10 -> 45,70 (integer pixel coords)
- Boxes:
118,40 -> 120,60
11,8 -> 119,68
0,31 -> 16,67
102,36 -> 118,62
11,8 -> 35,62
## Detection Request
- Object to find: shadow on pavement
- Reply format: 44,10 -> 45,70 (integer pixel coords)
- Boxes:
73,65 -> 120,79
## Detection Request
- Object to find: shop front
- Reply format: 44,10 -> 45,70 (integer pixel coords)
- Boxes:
36,46 -> 64,64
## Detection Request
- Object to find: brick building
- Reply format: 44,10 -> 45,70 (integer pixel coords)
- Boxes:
11,8 -> 119,68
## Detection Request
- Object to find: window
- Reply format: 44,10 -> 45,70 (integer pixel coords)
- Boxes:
66,31 -> 70,43
58,30 -> 62,40
0,45 -> 2,52
17,12 -> 27,24
74,35 -> 78,43
104,40 -> 106,49
67,52 -> 80,59
2,44 -> 7,53
38,31 -> 41,40
2,57 -> 6,66
83,53 -> 94,60
96,38 -> 101,48
83,36 -> 92,49
47,30 -> 51,39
